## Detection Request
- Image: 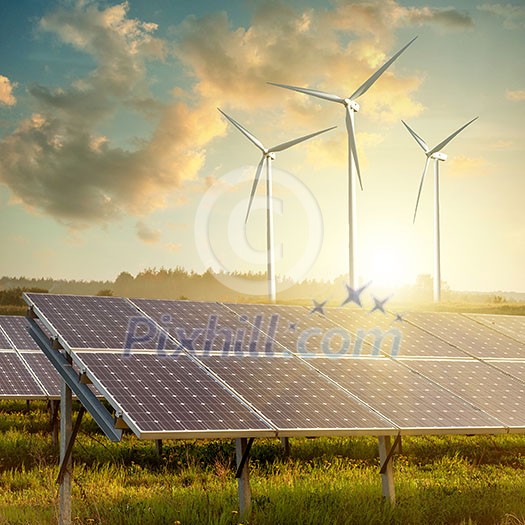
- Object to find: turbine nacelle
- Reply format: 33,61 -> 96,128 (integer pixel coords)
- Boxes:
430,152 -> 447,161
344,99 -> 360,112
265,151 -> 276,160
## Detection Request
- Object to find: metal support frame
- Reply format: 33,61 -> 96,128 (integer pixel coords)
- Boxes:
57,406 -> 85,485
59,364 -> 73,525
50,399 -> 60,449
235,437 -> 254,478
155,439 -> 163,456
235,437 -> 254,517
280,437 -> 290,456
378,435 -> 399,504
27,318 -> 122,442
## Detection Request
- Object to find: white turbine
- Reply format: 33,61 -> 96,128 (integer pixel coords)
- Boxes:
402,116 -> 478,302
268,36 -> 417,289
218,108 -> 335,302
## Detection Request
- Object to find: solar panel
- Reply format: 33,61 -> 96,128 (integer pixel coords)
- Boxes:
201,355 -> 395,434
222,303 -> 379,357
406,311 -> 525,359
22,293 -> 525,440
0,324 -> 13,349
403,359 -> 525,430
0,352 -> 47,398
483,361 -> 525,383
0,315 -> 46,350
308,357 -> 503,432
465,314 -> 525,345
0,316 -> 61,398
131,299 -> 267,355
324,308 -> 466,358
19,353 -> 61,397
74,353 -> 274,439
25,293 -> 175,352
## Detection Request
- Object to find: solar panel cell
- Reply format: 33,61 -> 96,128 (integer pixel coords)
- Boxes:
0,315 -> 42,350
407,312 -> 525,359
20,353 -> 61,397
223,303 -> 378,357
404,359 -> 525,428
310,357 -> 502,430
131,299 -> 265,355
0,353 -> 46,398
201,355 -> 394,432
0,325 -> 13,350
26,294 -> 176,352
75,353 -> 273,437
465,314 -> 525,345
324,308 -> 465,358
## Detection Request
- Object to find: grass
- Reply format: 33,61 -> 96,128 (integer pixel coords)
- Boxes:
1,402 -> 525,524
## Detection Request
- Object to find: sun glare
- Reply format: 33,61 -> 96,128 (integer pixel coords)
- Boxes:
367,245 -> 411,289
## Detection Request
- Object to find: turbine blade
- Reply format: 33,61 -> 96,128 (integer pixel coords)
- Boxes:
402,120 -> 429,153
345,106 -> 363,190
267,82 -> 345,104
350,36 -> 418,100
428,117 -> 479,156
269,126 -> 337,153
413,156 -> 431,223
217,108 -> 265,152
245,156 -> 265,223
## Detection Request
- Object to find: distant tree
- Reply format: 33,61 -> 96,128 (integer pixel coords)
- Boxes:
0,287 -> 48,307
96,289 -> 114,296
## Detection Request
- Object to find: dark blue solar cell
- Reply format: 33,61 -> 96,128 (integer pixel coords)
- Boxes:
76,353 -> 273,436
20,353 -> 61,398
0,315 -> 45,350
26,293 -> 177,352
0,353 -> 47,398
201,355 -> 394,432
404,359 -> 525,429
311,357 -> 503,430
131,299 -> 287,355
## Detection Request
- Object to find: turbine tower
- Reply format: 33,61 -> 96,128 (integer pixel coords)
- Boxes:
268,37 -> 417,289
402,116 -> 478,302
218,108 -> 335,302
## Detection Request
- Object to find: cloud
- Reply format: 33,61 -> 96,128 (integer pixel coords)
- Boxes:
0,75 -> 17,106
506,89 -> 525,102
478,3 -> 525,29
165,242 -> 182,252
173,2 -> 426,123
404,7 -> 473,29
448,155 -> 489,176
328,2 -> 473,34
136,220 -> 161,243
0,0 -> 437,228
0,2 -> 226,226
490,139 -> 515,151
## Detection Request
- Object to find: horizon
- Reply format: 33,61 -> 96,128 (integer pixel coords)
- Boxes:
0,1 -> 523,295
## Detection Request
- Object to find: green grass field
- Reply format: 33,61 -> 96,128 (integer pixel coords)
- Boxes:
1,401 -> 525,524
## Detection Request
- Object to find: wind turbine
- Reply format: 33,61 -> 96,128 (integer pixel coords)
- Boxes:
402,116 -> 478,302
218,108 -> 335,302
268,36 -> 417,289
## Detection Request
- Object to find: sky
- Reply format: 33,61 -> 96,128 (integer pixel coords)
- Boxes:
0,0 -> 523,296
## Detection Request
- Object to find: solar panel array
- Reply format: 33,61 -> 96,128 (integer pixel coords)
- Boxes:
465,313 -> 525,344
23,293 -> 525,440
0,315 -> 61,399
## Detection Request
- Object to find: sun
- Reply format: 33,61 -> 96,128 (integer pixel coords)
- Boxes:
366,243 -> 412,290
